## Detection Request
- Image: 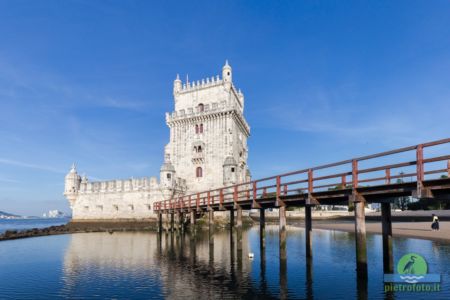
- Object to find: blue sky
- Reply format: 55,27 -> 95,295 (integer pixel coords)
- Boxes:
0,1 -> 449,216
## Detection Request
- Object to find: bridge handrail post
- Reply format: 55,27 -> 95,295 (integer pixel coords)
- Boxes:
207,191 -> 211,208
220,189 -> 224,206
385,169 -> 391,184
352,160 -> 358,189
416,144 -> 424,182
448,160 -> 450,177
276,176 -> 281,201
196,193 -> 200,210
341,175 -> 346,188
234,186 -> 238,204
308,169 -> 313,193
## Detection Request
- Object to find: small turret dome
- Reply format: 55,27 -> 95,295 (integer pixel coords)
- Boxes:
223,156 -> 237,166
160,161 -> 175,172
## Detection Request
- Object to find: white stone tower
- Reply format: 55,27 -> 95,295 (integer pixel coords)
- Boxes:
64,163 -> 81,208
164,61 -> 251,193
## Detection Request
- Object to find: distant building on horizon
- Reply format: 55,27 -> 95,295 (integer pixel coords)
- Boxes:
64,61 -> 251,221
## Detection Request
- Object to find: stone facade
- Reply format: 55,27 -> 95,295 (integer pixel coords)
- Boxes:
64,62 -> 251,220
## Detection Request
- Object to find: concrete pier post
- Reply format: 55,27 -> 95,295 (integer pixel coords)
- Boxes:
165,212 -> 170,234
175,211 -> 181,235
354,200 -> 368,279
236,206 -> 243,252
230,209 -> 234,230
157,212 -> 162,233
279,205 -> 287,260
305,205 -> 313,258
381,202 -> 393,274
180,212 -> 185,234
208,209 -> 214,245
260,208 -> 265,250
190,210 -> 196,234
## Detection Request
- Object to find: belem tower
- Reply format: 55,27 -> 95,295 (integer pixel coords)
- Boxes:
64,61 -> 251,220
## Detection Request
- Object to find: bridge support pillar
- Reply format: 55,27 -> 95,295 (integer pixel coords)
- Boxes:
381,202 -> 394,274
180,212 -> 185,234
208,209 -> 214,245
305,205 -> 313,258
190,210 -> 196,234
230,208 -> 234,229
279,205 -> 287,260
260,208 -> 265,250
236,206 -> 243,252
354,200 -> 368,279
170,212 -> 174,232
165,212 -> 170,234
175,211 -> 182,235
157,212 -> 162,233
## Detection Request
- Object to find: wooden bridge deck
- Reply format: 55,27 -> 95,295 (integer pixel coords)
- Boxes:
153,138 -> 450,280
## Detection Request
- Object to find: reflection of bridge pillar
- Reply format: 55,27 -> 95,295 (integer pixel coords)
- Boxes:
236,206 -> 243,252
260,208 -> 265,250
354,199 -> 368,279
381,202 -> 393,274
279,206 -> 287,260
280,254 -> 288,299
306,257 -> 313,299
305,205 -> 312,258
208,209 -> 214,245
170,212 -> 175,232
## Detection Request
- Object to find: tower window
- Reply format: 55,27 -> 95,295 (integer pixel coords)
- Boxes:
113,205 -> 119,211
167,173 -> 171,180
199,124 -> 203,133
198,103 -> 204,112
195,124 -> 199,134
196,167 -> 203,178
198,146 -> 202,153
231,167 -> 235,173
227,72 -> 230,75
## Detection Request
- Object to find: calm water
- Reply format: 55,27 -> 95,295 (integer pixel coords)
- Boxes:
0,218 -> 69,234
0,225 -> 449,299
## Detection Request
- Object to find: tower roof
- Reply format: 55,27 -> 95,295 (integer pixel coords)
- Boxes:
223,156 -> 237,166
160,161 -> 175,172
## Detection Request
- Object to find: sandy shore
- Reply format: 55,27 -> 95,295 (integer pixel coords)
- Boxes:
308,221 -> 450,243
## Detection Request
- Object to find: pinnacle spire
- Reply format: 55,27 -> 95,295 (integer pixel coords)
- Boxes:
176,73 -> 180,81
70,162 -> 77,173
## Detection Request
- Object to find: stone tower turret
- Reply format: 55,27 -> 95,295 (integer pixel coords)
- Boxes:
160,153 -> 176,189
223,156 -> 238,186
173,74 -> 182,95
222,60 -> 232,84
64,163 -> 81,208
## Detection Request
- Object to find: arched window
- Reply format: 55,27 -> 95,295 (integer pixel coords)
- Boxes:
198,146 -> 202,153
195,124 -> 199,134
199,123 -> 203,133
198,103 -> 204,112
193,146 -> 197,152
196,167 -> 203,178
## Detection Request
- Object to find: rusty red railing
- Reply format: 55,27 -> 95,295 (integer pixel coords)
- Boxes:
153,138 -> 450,211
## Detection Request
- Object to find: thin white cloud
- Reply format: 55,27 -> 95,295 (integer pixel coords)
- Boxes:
0,158 -> 65,174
